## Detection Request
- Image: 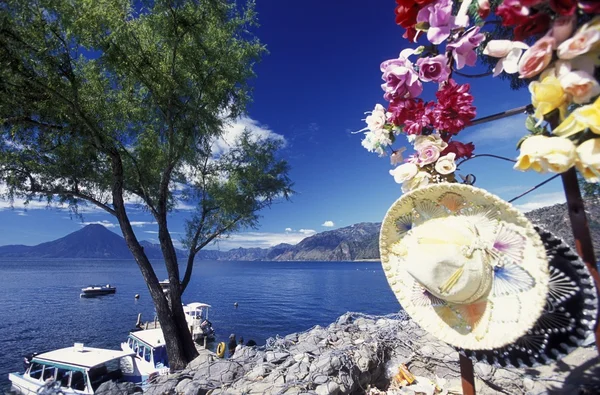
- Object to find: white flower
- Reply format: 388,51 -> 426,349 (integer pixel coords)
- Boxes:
435,153 -> 457,175
576,138 -> 600,183
559,69 -> 600,105
514,135 -> 576,173
401,171 -> 431,193
390,162 -> 418,184
365,104 -> 388,132
413,133 -> 448,151
361,131 -> 390,156
483,40 -> 529,76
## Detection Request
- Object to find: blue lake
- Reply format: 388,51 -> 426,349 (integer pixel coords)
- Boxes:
0,259 -> 400,390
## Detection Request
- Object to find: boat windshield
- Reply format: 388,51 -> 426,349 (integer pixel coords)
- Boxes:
89,358 -> 123,391
153,347 -> 169,369
27,362 -> 87,392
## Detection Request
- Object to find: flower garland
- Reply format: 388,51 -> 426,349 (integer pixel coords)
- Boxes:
359,0 -> 600,191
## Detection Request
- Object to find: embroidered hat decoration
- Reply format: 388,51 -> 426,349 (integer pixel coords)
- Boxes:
380,183 -> 550,350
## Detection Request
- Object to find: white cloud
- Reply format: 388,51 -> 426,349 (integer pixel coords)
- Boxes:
285,227 -> 292,232
214,229 -> 317,250
513,192 -> 566,213
321,220 -> 335,227
144,230 -> 159,234
81,220 -> 117,228
463,114 -> 528,146
130,221 -> 155,227
212,116 -> 286,156
15,211 -> 28,216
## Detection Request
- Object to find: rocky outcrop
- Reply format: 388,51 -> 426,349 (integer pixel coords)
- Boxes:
144,313 -> 600,395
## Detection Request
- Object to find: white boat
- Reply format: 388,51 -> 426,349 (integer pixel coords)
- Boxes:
183,302 -> 215,341
80,284 -> 116,298
8,343 -> 136,395
121,329 -> 170,384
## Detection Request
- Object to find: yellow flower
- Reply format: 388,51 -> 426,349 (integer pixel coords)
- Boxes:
576,138 -> 600,183
515,135 -> 576,173
529,76 -> 569,123
552,96 -> 600,138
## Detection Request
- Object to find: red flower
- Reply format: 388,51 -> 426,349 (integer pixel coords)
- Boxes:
394,0 -> 436,29
442,141 -> 475,159
403,27 -> 421,43
579,0 -> 600,13
520,0 -> 545,6
388,98 -> 435,135
551,0 -> 577,15
514,13 -> 551,41
497,0 -> 531,26
477,0 -> 491,19
433,80 -> 477,135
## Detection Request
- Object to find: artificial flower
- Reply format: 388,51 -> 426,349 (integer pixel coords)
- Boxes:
514,13 -> 551,42
557,25 -> 600,60
435,152 -> 457,175
416,0 -> 456,45
388,98 -> 435,134
402,171 -> 431,193
403,27 -> 422,43
477,0 -> 490,19
579,0 -> 600,14
518,36 -> 556,79
552,96 -> 600,137
433,79 -> 477,134
362,130 -> 392,156
446,27 -> 485,70
413,133 -> 448,151
390,162 -> 419,183
576,138 -> 600,183
520,0 -> 545,5
364,104 -> 388,132
496,0 -> 530,26
483,40 -> 529,76
551,16 -> 577,45
381,54 -> 423,101
550,0 -> 577,16
514,135 -> 576,173
417,143 -> 442,165
559,69 -> 600,104
394,0 -> 436,29
529,75 -> 569,122
391,148 -> 407,165
416,55 -> 451,83
442,141 -> 475,159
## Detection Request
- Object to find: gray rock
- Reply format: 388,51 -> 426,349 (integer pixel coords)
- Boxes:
193,360 -> 243,384
315,381 -> 340,395
265,351 -> 290,364
96,381 -> 142,395
175,378 -> 208,395
312,354 -> 342,375
474,362 -> 493,380
143,378 -> 178,395
245,364 -> 272,380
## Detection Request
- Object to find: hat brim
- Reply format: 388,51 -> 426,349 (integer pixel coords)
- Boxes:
459,226 -> 599,367
380,184 -> 550,350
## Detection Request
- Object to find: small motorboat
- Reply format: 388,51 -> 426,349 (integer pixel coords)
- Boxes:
80,284 -> 116,298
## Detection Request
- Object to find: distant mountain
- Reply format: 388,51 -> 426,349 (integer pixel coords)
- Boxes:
0,197 -> 598,261
0,224 -> 184,259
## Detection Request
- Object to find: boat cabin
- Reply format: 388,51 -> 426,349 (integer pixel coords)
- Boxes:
8,344 -> 135,395
121,329 -> 169,383
183,302 -> 214,340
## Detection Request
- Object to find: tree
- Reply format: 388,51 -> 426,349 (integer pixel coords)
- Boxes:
0,0 -> 293,369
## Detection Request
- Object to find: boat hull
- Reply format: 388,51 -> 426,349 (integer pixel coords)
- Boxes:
80,289 -> 116,298
8,373 -> 82,395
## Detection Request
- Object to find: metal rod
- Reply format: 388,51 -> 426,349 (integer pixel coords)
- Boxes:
508,174 -> 561,203
560,167 -> 600,353
470,104 -> 533,127
457,153 -> 517,167
459,353 -> 476,395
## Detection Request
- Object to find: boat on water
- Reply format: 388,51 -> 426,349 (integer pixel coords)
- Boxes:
121,328 -> 170,384
80,284 -> 116,298
183,302 -> 215,341
8,343 -> 137,395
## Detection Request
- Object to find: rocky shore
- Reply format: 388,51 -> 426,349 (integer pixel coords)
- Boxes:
99,312 -> 600,395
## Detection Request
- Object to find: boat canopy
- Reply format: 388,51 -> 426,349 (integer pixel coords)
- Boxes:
129,328 -> 165,349
184,302 -> 211,310
32,346 -> 135,370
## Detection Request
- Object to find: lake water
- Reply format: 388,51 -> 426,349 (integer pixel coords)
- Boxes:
0,259 -> 400,390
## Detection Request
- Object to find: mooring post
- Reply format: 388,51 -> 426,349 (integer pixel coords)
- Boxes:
459,353 -> 476,395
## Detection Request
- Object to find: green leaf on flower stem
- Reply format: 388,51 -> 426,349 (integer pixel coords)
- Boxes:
525,116 -> 537,132
389,132 -> 396,144
516,135 -> 529,150
415,22 -> 429,31
414,46 -> 425,56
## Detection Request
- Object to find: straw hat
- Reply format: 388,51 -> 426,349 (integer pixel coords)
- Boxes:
380,183 -> 550,350
460,226 -> 598,367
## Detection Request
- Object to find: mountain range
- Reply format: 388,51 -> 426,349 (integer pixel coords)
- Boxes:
0,197 -> 598,260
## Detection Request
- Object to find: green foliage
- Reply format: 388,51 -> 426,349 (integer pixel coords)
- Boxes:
0,0 -> 292,260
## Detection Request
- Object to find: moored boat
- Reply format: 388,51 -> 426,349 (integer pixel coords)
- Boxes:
183,302 -> 215,341
121,328 -> 170,384
8,344 -> 136,395
80,284 -> 116,298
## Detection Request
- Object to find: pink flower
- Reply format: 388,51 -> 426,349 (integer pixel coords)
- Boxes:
497,0 -> 530,26
416,55 -> 451,82
557,28 -> 600,60
446,27 -> 485,70
388,98 -> 435,135
550,0 -> 577,16
391,148 -> 407,165
518,36 -> 556,79
380,53 -> 423,101
559,69 -> 600,104
551,16 -> 577,45
579,0 -> 600,14
417,143 -> 442,165
433,79 -> 477,135
442,141 -> 475,159
417,0 -> 456,45
477,0 -> 491,19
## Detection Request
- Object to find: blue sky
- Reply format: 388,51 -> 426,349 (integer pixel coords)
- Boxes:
0,0 -> 568,250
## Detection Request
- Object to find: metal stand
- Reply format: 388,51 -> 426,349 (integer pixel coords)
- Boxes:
459,353 -> 476,395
